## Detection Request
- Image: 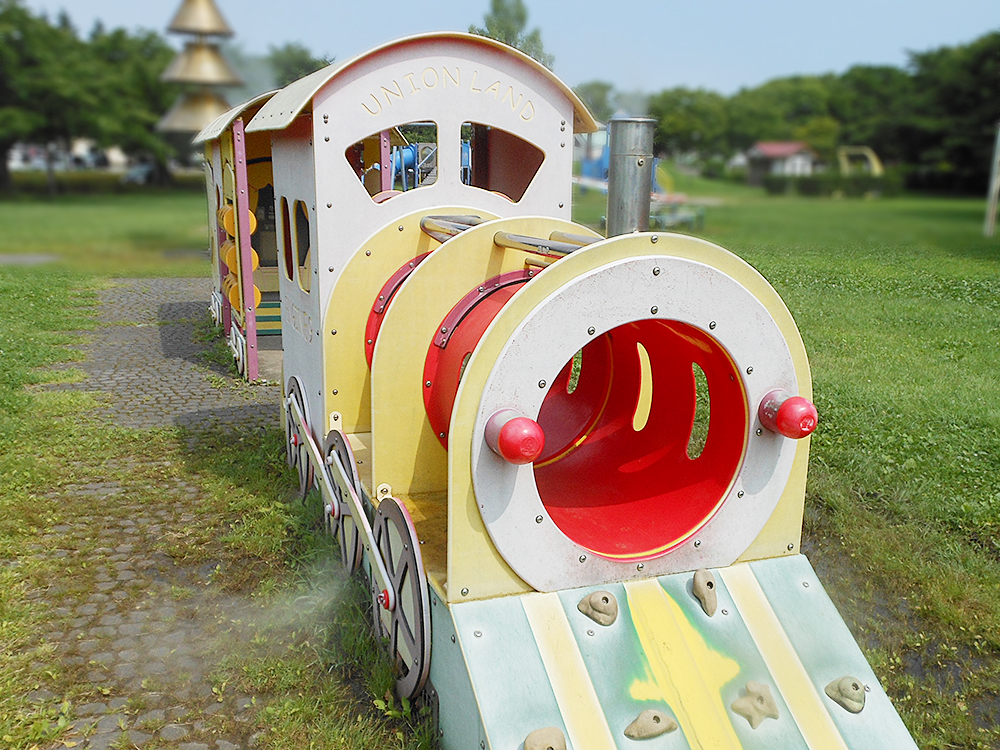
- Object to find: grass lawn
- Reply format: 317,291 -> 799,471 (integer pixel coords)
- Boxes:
2,185 -> 999,748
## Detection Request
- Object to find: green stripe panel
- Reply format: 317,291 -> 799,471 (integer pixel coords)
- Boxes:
749,556 -> 920,749
451,596 -> 569,750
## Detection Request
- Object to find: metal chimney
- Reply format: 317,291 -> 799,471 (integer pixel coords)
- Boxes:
606,117 -> 655,237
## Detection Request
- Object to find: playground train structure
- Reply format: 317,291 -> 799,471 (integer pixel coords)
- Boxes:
196,32 -> 919,750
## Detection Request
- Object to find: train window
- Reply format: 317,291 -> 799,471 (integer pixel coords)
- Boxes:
281,197 -> 293,282
251,184 -> 277,270
461,122 -> 544,202
294,200 -> 311,293
687,363 -> 710,459
345,123 -> 438,201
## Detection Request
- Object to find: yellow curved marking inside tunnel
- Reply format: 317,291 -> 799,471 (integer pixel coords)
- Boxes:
625,579 -> 742,749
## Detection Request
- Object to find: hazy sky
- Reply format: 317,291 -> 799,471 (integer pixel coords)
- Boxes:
24,0 -> 1000,94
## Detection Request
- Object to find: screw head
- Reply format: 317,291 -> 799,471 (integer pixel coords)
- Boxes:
652,267 -> 661,276
579,554 -> 587,563
756,428 -> 763,436
637,158 -> 645,166
398,225 -> 404,231
721,608 -> 729,616
451,635 -> 455,643
651,235 -> 658,243
694,540 -> 702,548
332,389 -> 338,395
439,432 -> 445,438
651,306 -> 658,314
737,490 -> 744,498
474,630 -> 482,638
803,581 -> 810,587
588,326 -> 596,335
746,366 -> 754,375
425,380 -> 432,387
326,202 -> 332,208
787,543 -> 795,551
535,515 -> 543,524
538,380 -> 547,388
559,202 -> 564,208
709,321 -> 717,330
637,563 -> 644,571
331,329 -> 337,335
461,588 -> 469,596
587,628 -> 595,636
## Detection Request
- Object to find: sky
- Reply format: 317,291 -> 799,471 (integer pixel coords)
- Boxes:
23,0 -> 1000,95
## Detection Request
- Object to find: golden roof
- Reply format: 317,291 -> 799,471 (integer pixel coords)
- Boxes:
167,0 -> 234,37
161,40 -> 242,85
157,89 -> 233,132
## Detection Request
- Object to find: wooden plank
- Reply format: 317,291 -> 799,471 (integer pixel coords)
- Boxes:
749,556 -> 920,749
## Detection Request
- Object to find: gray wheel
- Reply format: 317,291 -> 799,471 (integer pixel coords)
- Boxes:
323,430 -> 363,574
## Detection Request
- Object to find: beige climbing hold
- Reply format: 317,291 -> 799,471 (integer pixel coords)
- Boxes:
692,568 -> 717,616
624,709 -> 678,739
524,726 -> 566,750
825,676 -> 866,713
577,590 -> 618,626
731,681 -> 780,729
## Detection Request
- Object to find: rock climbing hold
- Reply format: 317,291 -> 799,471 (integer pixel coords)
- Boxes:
524,726 -> 566,750
624,709 -> 677,739
692,568 -> 717,616
825,676 -> 866,713
731,681 -> 780,729
577,590 -> 618,626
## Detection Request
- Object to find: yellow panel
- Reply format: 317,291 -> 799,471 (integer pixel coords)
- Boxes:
736,438 -> 808,562
321,207 -> 498,437
624,579 -> 742,749
720,565 -> 849,750
521,593 -> 617,750
447,231 -> 811,603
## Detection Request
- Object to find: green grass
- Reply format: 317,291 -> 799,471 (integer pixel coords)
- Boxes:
3,188 -> 1000,748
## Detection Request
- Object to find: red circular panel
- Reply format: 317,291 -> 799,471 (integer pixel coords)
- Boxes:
532,320 -> 747,560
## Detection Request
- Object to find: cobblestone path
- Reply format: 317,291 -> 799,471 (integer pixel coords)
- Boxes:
34,278 -> 284,750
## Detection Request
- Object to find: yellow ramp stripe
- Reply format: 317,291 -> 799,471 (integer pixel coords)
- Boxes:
521,593 -> 617,750
720,565 -> 849,750
624,579 -> 742,750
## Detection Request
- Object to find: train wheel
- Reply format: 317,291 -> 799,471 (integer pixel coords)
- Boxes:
284,378 -> 313,499
371,497 -> 431,699
323,430 -> 363,574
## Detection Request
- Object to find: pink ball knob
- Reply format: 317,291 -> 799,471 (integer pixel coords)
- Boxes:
758,391 -> 818,439
485,410 -> 546,464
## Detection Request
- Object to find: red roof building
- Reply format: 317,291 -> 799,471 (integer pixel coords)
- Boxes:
747,141 -> 817,185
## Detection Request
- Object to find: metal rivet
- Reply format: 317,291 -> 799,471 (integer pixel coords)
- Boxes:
560,142 -> 565,147
637,158 -> 645,167
737,490 -> 744,498
441,326 -> 447,334
652,267 -> 660,276
332,389 -> 338,395
651,235 -> 658,243
694,540 -> 702,548
561,119 -> 566,126
365,250 -> 371,256
328,266 -> 334,272
474,630 -> 482,638
756,428 -> 763,436
588,326 -> 596,335
788,543 -> 795,551
579,555 -> 587,563
538,380 -> 547,388
709,321 -> 717,330
587,628 -> 594,636
864,685 -> 870,692
331,329 -> 337,335
558,202 -> 564,208
746,366 -> 753,375
451,635 -> 455,643
324,136 -> 330,142
367,339 -> 372,345
651,306 -> 658,314
535,515 -> 543,524
439,432 -> 445,438
398,225 -> 404,231
425,381 -> 432,387
461,588 -> 469,596
323,114 -> 329,122
803,581 -> 810,588
721,608 -> 729,616
637,563 -> 644,571
326,202 -> 332,208
560,124 -> 566,132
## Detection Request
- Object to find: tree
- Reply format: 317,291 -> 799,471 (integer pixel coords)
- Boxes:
574,80 -> 615,123
648,87 -> 729,157
469,0 -> 554,69
267,42 -> 331,88
829,65 -> 915,164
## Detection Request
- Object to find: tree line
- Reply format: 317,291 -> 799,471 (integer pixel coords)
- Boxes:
575,30 -> 1000,193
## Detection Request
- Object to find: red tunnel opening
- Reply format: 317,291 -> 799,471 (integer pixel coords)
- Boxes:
532,320 -> 748,560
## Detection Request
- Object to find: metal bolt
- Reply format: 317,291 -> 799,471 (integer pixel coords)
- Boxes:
637,158 -> 645,167
331,329 -> 337,335
461,588 -> 469,596
451,635 -> 455,643
535,515 -> 543,524
439,432 -> 445,438
721,608 -> 729,616
803,581 -> 810,588
441,326 -> 447,334
756,428 -> 763,436
587,629 -> 595,636
326,202 -> 332,208
651,235 -> 658,243
324,136 -> 330,142
481,742 -> 486,750
636,563 -> 644,571
652,267 -> 661,276
474,630 -> 482,638
332,389 -> 338,395
538,380 -> 547,388
709,321 -> 717,330
864,685 -> 871,692
694,540 -> 702,548
737,490 -> 744,498
558,202 -> 564,208
560,124 -> 566,132
425,380 -> 432,387
367,339 -> 373,345
323,114 -> 329,122
560,142 -> 565,148
579,555 -> 587,563
787,543 -> 795,551
746,366 -> 754,375
588,326 -> 596,335
651,306 -> 658,314
398,225 -> 404,231
365,250 -> 371,256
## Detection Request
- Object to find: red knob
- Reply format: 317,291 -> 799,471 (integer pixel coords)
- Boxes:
485,410 -> 546,464
758,391 -> 817,439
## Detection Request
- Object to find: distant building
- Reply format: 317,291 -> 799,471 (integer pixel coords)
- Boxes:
746,141 -> 817,185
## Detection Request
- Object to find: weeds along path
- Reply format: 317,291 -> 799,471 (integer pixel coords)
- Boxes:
28,278 -> 286,750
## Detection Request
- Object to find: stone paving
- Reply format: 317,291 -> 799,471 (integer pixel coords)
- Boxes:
34,279 -> 284,750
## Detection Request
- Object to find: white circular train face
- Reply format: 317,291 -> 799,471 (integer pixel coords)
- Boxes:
471,254 -> 801,591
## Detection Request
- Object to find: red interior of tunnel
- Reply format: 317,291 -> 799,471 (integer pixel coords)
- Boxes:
533,320 -> 748,560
